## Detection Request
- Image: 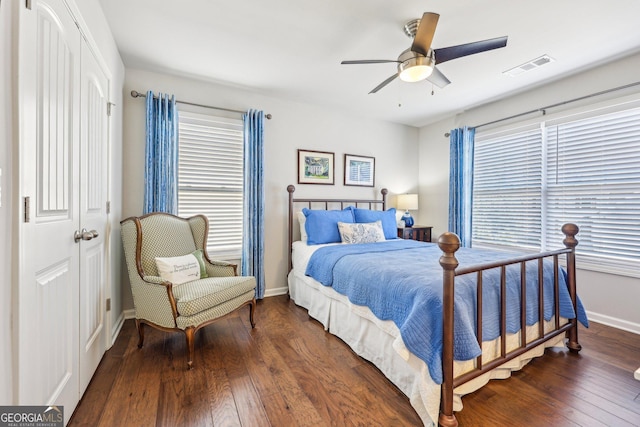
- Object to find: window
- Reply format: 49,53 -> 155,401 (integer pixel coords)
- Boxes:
178,111 -> 243,259
473,104 -> 640,277
473,126 -> 543,250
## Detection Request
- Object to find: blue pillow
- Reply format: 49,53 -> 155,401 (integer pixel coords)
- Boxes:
353,208 -> 398,240
302,207 -> 355,245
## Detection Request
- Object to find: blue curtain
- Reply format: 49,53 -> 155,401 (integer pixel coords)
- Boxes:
448,126 -> 475,247
242,110 -> 265,299
143,91 -> 178,214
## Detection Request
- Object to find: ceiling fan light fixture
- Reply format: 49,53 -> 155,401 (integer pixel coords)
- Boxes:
398,50 -> 435,82
399,63 -> 434,82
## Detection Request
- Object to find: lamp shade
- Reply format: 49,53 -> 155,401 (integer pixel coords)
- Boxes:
397,193 -> 419,211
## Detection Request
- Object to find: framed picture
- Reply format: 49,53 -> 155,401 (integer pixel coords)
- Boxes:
344,154 -> 375,187
298,149 -> 335,185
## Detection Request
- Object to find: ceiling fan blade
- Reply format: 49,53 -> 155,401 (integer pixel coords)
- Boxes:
426,66 -> 451,88
369,73 -> 399,94
411,12 -> 440,56
341,59 -> 400,65
434,36 -> 508,64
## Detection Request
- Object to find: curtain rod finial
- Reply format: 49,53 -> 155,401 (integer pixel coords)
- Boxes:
444,132 -> 450,137
265,113 -> 272,120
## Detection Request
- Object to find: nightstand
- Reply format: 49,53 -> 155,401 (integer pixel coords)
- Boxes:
397,226 -> 432,243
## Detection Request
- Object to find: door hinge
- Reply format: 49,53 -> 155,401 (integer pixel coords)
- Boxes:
25,0 -> 32,10
107,102 -> 114,117
106,298 -> 111,312
106,201 -> 111,214
23,196 -> 30,223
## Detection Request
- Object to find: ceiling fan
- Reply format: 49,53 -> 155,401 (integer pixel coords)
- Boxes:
341,12 -> 508,94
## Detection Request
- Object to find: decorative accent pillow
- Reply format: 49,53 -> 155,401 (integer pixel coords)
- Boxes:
338,221 -> 386,244
191,249 -> 208,278
303,207 -> 355,245
155,250 -> 206,285
353,208 -> 398,240
297,211 -> 308,242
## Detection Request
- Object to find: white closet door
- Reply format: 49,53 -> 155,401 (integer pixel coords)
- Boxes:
18,0 -> 81,421
78,39 -> 109,395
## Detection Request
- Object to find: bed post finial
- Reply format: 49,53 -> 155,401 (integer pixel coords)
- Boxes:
561,223 -> 582,353
438,232 -> 460,427
561,223 -> 579,249
287,185 -> 296,194
438,232 -> 461,266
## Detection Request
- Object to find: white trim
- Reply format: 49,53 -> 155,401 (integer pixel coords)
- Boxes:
264,286 -> 289,298
587,312 -> 640,336
61,0 -> 113,81
110,311 -> 126,347
123,308 -> 136,320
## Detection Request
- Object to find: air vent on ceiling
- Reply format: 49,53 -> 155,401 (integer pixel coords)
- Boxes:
503,55 -> 554,77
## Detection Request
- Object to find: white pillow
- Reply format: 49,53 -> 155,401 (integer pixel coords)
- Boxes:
155,253 -> 201,285
297,211 -> 308,242
337,221 -> 386,244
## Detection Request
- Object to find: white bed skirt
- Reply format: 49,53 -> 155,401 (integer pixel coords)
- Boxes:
288,268 -> 566,426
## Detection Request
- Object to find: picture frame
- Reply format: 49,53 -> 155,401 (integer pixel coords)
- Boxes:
298,149 -> 335,185
344,154 -> 375,187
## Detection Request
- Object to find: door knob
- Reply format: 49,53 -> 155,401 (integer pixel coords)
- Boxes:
74,228 -> 99,243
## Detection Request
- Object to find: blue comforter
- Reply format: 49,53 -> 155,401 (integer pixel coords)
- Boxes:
305,240 -> 588,384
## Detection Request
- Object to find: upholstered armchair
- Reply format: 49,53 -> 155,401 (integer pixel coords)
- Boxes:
120,212 -> 256,369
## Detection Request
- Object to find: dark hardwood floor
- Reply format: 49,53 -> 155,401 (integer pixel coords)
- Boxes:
70,295 -> 640,427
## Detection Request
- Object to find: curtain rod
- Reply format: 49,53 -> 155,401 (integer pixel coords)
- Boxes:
130,90 -> 272,120
444,80 -> 640,137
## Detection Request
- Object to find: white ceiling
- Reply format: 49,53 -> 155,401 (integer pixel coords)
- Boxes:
98,0 -> 640,127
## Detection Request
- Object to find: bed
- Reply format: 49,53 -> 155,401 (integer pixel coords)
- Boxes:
286,185 -> 587,427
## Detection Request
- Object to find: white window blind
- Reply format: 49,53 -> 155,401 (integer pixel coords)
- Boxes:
473,105 -> 640,277
544,107 -> 640,273
178,111 -> 244,260
473,127 -> 543,250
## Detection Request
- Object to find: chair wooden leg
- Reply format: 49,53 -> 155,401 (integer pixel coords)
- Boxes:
185,326 -> 196,370
135,319 -> 145,348
249,298 -> 256,329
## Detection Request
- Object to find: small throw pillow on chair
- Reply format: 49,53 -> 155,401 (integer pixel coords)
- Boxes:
155,252 -> 202,285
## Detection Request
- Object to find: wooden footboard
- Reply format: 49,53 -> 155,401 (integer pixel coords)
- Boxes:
437,224 -> 582,427
286,185 -> 583,426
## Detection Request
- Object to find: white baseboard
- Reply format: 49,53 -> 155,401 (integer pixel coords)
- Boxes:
587,310 -> 640,335
264,286 -> 289,298
123,308 -> 136,320
110,311 -> 126,346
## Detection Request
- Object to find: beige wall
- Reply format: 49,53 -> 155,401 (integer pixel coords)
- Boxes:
121,68 -> 419,307
416,116 -> 455,238
418,51 -> 640,333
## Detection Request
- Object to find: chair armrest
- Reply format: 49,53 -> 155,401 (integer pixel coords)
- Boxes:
205,260 -> 237,277
141,275 -> 179,323
143,275 -> 171,286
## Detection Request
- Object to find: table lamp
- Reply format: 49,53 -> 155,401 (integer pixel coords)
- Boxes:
397,193 -> 418,227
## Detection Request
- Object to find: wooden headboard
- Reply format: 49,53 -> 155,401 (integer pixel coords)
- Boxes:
287,184 -> 388,272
